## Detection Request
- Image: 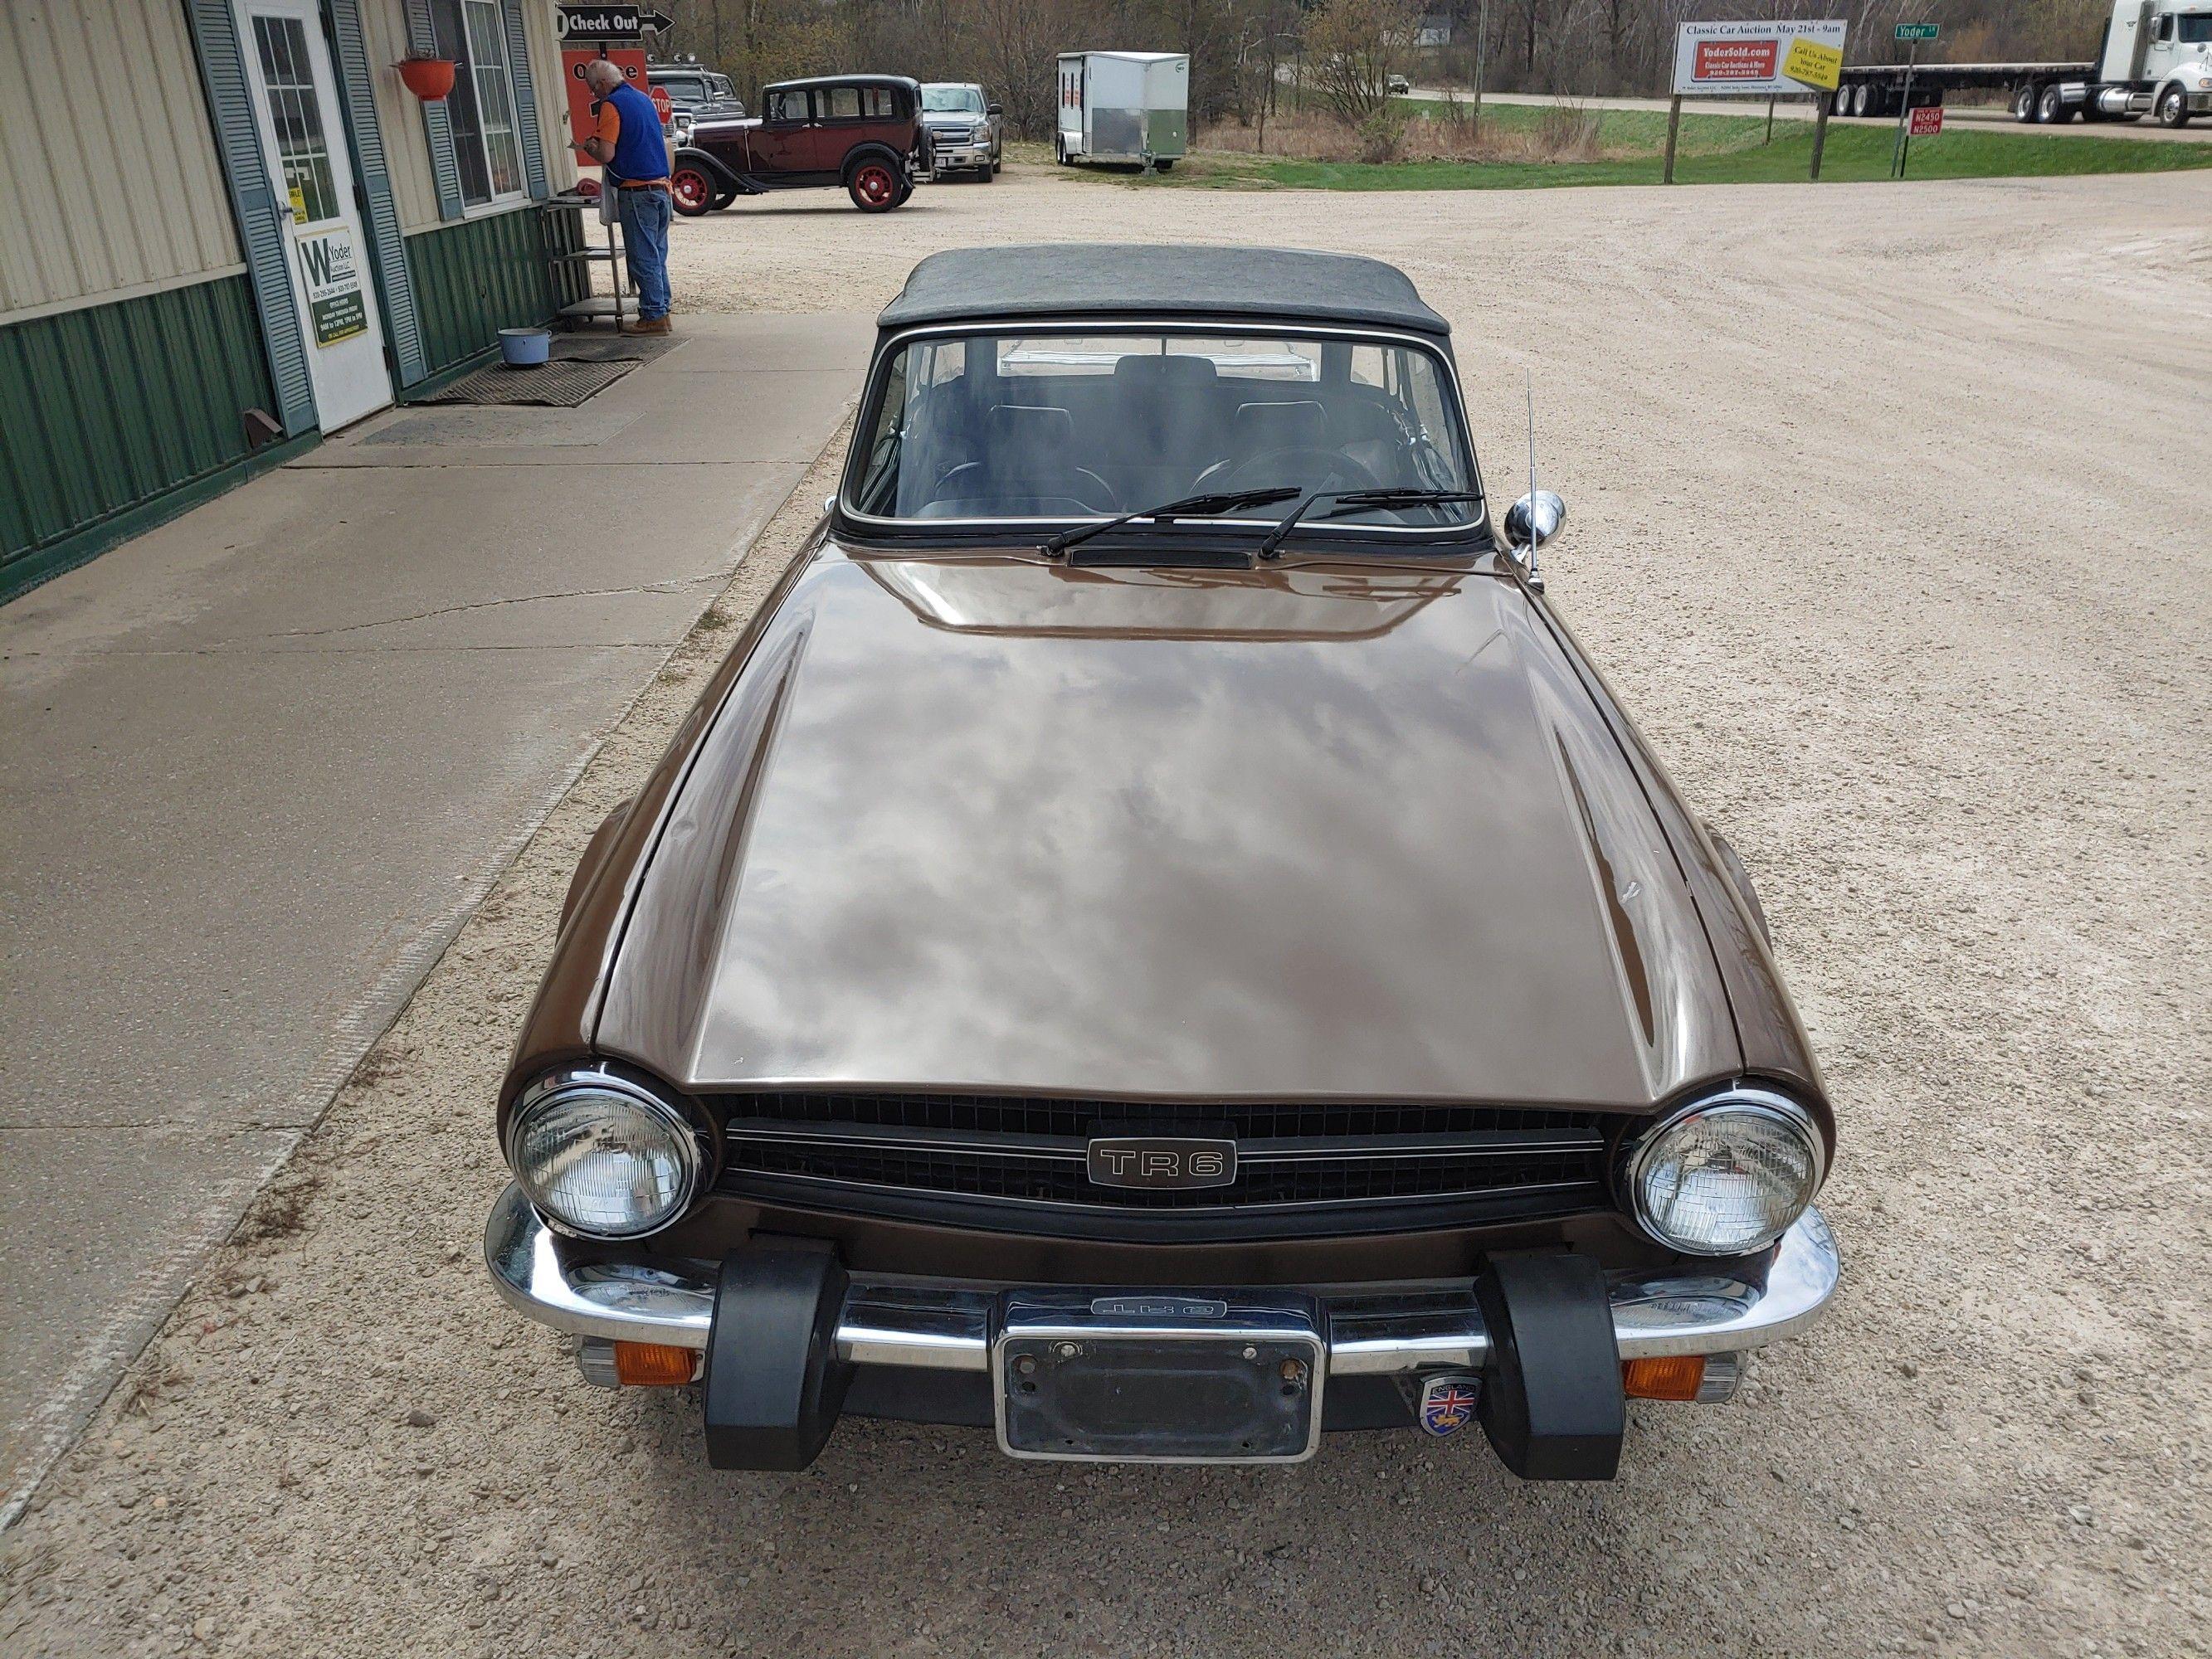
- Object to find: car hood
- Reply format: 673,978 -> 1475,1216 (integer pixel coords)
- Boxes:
921,110 -> 985,125
594,546 -> 1741,1109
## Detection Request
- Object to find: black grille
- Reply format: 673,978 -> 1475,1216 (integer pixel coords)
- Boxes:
727,1140 -> 1602,1209
709,1091 -> 1618,1232
720,1089 -> 1605,1142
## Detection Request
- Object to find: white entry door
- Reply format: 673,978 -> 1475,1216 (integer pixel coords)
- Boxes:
237,0 -> 391,431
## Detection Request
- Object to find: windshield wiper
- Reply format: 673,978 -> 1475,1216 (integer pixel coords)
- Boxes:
1040,487 -> 1299,559
1257,488 -> 1486,559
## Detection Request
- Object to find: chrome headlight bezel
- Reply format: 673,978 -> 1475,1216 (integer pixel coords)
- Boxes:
1620,1084 -> 1827,1258
504,1065 -> 709,1242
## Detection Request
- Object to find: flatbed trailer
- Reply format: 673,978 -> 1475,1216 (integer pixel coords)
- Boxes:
1830,0 -> 2211,127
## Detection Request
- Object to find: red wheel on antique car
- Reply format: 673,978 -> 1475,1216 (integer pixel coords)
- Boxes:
670,165 -> 714,216
848,160 -> 900,212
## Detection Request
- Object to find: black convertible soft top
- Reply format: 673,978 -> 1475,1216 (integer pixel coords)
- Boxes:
877,245 -> 1452,340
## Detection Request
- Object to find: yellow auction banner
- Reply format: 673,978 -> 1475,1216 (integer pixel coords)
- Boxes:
1784,36 -> 1844,91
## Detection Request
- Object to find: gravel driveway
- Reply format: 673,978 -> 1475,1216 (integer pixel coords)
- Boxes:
3,170 -> 2207,1658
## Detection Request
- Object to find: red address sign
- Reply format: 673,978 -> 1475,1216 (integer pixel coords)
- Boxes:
1909,105 -> 1943,135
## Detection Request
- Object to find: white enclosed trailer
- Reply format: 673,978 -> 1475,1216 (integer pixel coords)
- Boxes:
1055,51 -> 1190,168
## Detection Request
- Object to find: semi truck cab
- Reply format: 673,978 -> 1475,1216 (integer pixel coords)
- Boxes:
2068,0 -> 2212,124
2103,3 -> 2212,124
1834,0 -> 2212,127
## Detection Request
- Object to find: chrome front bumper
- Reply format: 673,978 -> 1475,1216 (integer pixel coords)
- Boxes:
484,1183 -> 1839,1374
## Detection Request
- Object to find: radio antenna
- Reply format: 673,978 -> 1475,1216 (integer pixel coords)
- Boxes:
1523,370 -> 1543,592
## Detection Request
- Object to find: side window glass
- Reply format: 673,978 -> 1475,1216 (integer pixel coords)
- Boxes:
863,87 -> 894,119
823,86 -> 862,121
768,90 -> 807,124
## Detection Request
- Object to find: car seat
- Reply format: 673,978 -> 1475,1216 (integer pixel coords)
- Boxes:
918,403 -> 1118,518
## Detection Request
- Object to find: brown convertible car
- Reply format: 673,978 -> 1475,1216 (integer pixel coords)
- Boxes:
485,246 -> 1840,1477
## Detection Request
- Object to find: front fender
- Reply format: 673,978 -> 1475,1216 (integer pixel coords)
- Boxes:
560,798 -> 635,932
671,146 -> 742,192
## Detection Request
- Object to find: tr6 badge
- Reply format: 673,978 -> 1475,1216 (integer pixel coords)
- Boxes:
1085,1136 -> 1237,1190
1416,1373 -> 1482,1438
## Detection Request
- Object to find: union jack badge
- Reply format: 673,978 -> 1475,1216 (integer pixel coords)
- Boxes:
1416,1373 -> 1481,1438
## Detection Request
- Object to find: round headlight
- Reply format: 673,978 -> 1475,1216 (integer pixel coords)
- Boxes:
507,1069 -> 702,1240
1625,1088 -> 1824,1257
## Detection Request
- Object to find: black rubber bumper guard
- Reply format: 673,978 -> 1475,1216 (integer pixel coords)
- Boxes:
704,1243 -> 1625,1480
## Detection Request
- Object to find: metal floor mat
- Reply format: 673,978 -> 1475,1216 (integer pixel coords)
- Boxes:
557,334 -> 681,363
421,357 -> 641,407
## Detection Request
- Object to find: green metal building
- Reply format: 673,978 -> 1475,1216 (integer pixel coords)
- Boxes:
0,0 -> 587,601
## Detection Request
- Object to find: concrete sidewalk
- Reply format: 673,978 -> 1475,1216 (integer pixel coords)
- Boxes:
0,313 -> 870,1522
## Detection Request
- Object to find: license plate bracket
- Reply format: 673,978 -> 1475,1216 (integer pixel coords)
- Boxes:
992,1292 -> 1325,1463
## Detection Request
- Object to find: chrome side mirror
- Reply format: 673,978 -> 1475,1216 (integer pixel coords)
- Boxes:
1504,489 -> 1566,552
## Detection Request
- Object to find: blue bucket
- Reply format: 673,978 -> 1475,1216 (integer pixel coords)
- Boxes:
499,327 -> 551,367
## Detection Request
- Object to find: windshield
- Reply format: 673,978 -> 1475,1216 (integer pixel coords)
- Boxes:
923,85 -> 987,112
847,331 -> 1477,533
2180,12 -> 2212,41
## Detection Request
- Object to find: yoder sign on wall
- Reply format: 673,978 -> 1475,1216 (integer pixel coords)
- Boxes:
297,229 -> 368,348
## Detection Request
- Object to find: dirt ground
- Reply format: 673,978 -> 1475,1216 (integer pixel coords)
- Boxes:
3,171 -> 2209,1657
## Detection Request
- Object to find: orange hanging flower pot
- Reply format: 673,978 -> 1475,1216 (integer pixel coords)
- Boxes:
397,56 -> 456,100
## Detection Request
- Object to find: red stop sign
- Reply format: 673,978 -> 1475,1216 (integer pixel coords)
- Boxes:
650,84 -> 674,127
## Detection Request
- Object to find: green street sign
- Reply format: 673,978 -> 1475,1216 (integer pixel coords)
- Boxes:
1894,22 -> 1940,41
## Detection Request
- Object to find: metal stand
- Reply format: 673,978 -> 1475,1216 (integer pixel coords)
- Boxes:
540,192 -> 631,331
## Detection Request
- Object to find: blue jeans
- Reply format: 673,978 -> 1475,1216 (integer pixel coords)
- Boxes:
616,186 -> 672,320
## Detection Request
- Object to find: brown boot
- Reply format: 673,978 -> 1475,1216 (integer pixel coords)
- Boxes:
623,315 -> 672,336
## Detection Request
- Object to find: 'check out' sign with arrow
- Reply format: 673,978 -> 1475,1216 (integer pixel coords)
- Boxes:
557,6 -> 672,39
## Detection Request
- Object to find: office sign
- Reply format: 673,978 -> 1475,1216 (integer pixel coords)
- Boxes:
561,46 -> 647,144
1674,21 -> 1849,97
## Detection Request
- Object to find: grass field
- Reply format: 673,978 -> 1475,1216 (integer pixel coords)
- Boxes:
1070,100 -> 2212,191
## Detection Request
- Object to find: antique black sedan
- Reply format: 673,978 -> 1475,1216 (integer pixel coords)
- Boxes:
485,246 -> 1840,1477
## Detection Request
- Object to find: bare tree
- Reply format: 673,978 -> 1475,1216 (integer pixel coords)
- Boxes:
1305,0 -> 1422,122
669,0 -> 2109,134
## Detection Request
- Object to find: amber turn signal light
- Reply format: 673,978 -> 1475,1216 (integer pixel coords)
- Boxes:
1621,1355 -> 1706,1402
611,1341 -> 699,1386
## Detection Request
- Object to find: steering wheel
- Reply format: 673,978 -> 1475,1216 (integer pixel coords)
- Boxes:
1207,446 -> 1382,496
931,460 -> 1118,514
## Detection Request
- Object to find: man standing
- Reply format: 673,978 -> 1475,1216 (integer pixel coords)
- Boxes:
574,59 -> 672,335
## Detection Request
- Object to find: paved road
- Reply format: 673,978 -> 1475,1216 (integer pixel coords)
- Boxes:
1410,85 -> 2212,141
0,315 -> 870,1527
4,173 -> 2209,1657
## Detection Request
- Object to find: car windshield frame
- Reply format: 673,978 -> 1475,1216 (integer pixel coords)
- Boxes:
922,85 -> 987,112
837,320 -> 1488,548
